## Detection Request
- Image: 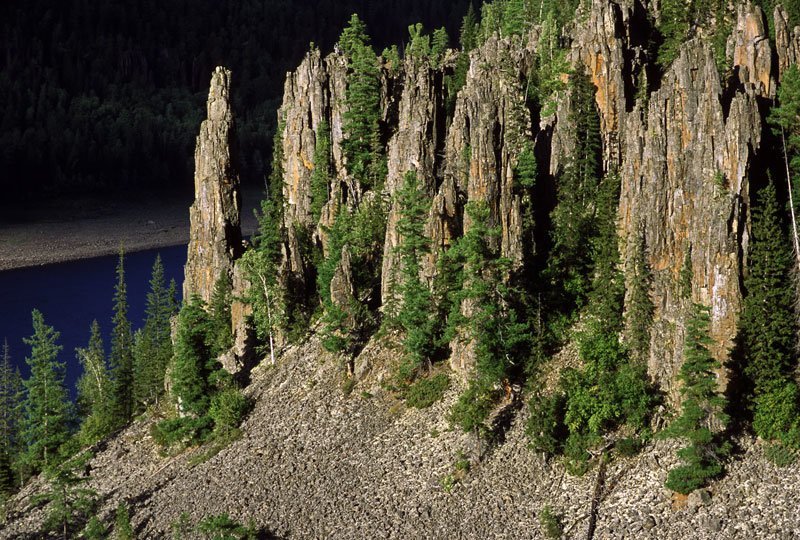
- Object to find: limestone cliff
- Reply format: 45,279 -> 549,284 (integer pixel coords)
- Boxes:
183,66 -> 244,304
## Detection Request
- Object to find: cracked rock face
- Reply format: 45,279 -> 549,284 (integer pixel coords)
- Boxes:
183,66 -> 243,305
732,2 -> 774,98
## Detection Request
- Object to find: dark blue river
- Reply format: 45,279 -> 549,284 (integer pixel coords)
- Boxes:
0,245 -> 186,398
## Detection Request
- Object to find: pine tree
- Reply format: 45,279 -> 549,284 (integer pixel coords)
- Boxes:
459,3 -> 479,52
171,296 -> 216,416
114,501 -> 134,540
310,120 -> 332,223
740,181 -> 800,443
625,229 -> 654,365
76,321 -> 112,445
209,272 -> 233,358
664,303 -> 729,494
339,14 -> 384,189
547,69 -> 603,318
0,339 -> 22,494
133,254 -> 177,409
19,310 -> 71,473
431,27 -> 449,67
33,451 -> 98,539
109,250 -> 134,426
395,171 -> 435,376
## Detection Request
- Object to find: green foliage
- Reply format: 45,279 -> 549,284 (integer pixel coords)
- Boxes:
209,272 -> 234,358
679,247 -> 693,300
209,388 -> 251,435
195,513 -> 258,540
444,202 -> 530,437
663,303 -> 729,494
340,14 -> 385,189
151,415 -> 214,449
310,120 -> 332,223
764,441 -> 798,467
526,392 -> 566,455
82,516 -> 108,539
395,171 -> 436,374
19,310 -> 72,474
133,255 -> 178,411
656,0 -> 726,70
539,505 -> 564,539
110,250 -> 135,427
431,27 -> 450,65
0,340 -> 22,495
449,378 -> 499,437
626,230 -> 654,365
769,64 -> 800,230
241,194 -> 287,356
405,374 -> 451,409
114,502 -> 134,540
739,181 -> 800,443
33,451 -> 98,538
547,70 -> 603,321
408,23 -> 431,58
171,296 -> 217,416
76,320 -> 113,446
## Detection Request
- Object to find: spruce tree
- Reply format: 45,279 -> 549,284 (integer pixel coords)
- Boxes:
395,171 -> 435,376
664,303 -> 729,494
33,451 -> 98,539
109,250 -> 134,426
171,296 -> 216,416
133,255 -> 177,409
209,272 -> 234,358
547,69 -> 603,320
241,195 -> 286,364
19,310 -> 71,473
76,321 -> 112,445
626,229 -> 654,365
740,181 -> 800,443
0,339 -> 22,494
339,14 -> 384,189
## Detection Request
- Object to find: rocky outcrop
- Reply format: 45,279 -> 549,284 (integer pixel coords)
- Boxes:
619,41 -> 760,401
775,5 -> 800,80
183,66 -> 243,305
381,55 -> 447,304
732,2 -> 774,98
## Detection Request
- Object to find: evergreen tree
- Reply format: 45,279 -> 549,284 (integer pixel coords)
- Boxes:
82,516 -> 108,540
395,171 -> 435,376
408,23 -> 431,59
114,501 -> 134,540
310,120 -> 332,223
740,181 -> 800,443
33,451 -> 98,539
109,250 -> 134,426
209,272 -> 234,358
241,195 -> 286,365
431,27 -> 450,67
664,303 -> 729,494
460,3 -> 479,52
76,321 -> 113,445
340,14 -> 385,189
0,339 -> 22,494
171,296 -> 216,416
625,229 -> 654,365
447,202 -> 529,439
133,254 -> 177,409
19,310 -> 71,473
547,69 -> 603,321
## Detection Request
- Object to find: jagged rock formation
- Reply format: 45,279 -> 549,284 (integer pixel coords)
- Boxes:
183,66 -> 244,304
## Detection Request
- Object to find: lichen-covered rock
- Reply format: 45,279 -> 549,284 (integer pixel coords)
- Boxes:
183,66 -> 243,304
732,2 -> 774,97
619,41 -> 760,401
774,5 -> 800,80
381,56 -> 447,305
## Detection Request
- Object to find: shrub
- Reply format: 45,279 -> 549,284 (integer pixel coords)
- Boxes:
115,502 -> 134,540
195,513 -> 257,540
209,389 -> 250,434
405,374 -> 450,409
526,393 -> 566,455
539,505 -> 564,539
449,378 -> 499,437
764,442 -> 798,467
151,415 -> 213,449
753,383 -> 800,445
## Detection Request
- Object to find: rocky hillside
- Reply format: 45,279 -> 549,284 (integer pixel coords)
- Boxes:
5,0 -> 800,538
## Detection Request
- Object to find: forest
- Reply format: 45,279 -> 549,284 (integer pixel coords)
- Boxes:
0,0 -> 468,202
4,0 -> 800,537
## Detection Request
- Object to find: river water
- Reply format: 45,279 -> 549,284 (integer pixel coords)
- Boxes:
0,245 -> 187,397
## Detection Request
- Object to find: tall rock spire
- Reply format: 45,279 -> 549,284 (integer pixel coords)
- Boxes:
183,66 -> 243,304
